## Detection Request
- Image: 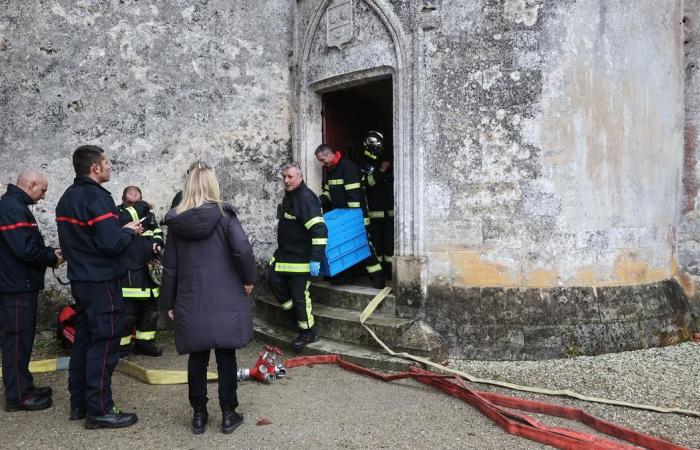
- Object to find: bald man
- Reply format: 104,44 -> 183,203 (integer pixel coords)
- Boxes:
0,170 -> 63,412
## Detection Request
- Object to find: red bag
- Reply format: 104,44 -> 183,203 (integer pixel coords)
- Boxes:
56,305 -> 77,348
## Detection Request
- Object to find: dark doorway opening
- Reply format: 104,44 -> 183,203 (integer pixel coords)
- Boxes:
321,77 -> 394,287
322,78 -> 393,166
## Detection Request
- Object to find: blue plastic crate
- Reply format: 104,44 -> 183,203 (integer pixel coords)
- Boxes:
320,208 -> 371,276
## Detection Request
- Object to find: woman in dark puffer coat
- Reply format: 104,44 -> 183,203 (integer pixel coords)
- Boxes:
160,161 -> 256,435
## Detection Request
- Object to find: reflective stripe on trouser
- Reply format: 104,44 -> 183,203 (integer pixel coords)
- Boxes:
274,261 -> 310,273
368,216 -> 394,276
122,287 -> 160,299
363,240 -> 384,275
135,330 -> 155,341
0,291 -> 38,403
121,295 -> 158,347
267,265 -> 314,330
68,280 -> 123,416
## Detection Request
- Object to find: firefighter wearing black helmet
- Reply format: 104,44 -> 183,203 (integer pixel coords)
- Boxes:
361,131 -> 394,278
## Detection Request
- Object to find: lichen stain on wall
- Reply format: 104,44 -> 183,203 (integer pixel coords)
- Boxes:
436,248 -> 672,289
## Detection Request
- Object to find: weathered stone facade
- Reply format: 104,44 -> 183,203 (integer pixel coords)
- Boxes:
1,0 -> 697,359
0,0 -> 294,325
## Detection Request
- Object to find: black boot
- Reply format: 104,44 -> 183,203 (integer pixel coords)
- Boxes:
369,271 -> 386,289
292,326 -> 320,351
69,405 -> 87,421
192,407 -> 208,435
28,385 -> 53,398
134,340 -> 163,357
221,409 -> 243,434
85,406 -> 138,429
5,393 -> 52,412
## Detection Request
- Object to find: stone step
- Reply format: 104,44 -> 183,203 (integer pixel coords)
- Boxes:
256,295 -> 412,350
255,295 -> 447,361
253,318 -> 417,372
309,281 -> 396,314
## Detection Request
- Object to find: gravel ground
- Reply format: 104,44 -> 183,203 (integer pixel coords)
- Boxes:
1,335 -> 698,449
450,341 -> 700,449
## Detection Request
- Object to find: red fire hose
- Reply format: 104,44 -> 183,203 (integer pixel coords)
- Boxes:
285,354 -> 688,450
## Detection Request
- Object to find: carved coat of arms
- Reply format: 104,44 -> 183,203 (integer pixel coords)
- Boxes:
326,0 -> 353,49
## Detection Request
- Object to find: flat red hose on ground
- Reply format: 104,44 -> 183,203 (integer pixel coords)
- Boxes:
285,355 -> 688,450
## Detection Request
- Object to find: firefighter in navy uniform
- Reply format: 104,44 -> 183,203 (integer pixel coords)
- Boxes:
56,145 -> 141,429
117,186 -> 164,357
314,144 -> 386,289
361,131 -> 394,279
268,163 -> 328,351
0,170 -> 61,412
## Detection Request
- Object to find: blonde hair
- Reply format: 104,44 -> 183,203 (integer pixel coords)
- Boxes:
175,161 -> 224,215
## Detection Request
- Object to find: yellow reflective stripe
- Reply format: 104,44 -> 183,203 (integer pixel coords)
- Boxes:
274,262 -> 310,273
151,287 -> 160,297
321,191 -> 331,199
388,210 -> 395,217
304,216 -> 324,229
135,330 -> 155,340
347,202 -> 361,208
344,182 -> 361,190
364,150 -> 378,160
366,263 -> 382,274
120,336 -> 133,346
281,299 -> 294,311
142,229 -> 163,239
298,281 -> 314,330
364,217 -> 370,225
328,179 -> 344,185
368,211 -> 385,218
125,206 -> 139,223
270,256 -> 276,264
121,287 -> 151,298
367,174 -> 376,187
312,238 -> 328,245
284,212 -> 297,220
384,256 -> 393,262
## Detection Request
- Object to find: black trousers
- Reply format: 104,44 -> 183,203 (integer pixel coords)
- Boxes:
68,280 -> 123,416
188,348 -> 237,411
0,291 -> 38,404
121,296 -> 158,348
368,218 -> 394,276
267,265 -> 314,330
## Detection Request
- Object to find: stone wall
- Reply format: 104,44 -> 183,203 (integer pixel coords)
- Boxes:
423,0 -> 683,289
0,0 -> 293,327
681,0 -> 700,325
418,0 -> 693,358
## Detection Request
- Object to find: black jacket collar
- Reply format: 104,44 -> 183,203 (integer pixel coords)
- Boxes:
3,184 -> 34,206
74,175 -> 112,195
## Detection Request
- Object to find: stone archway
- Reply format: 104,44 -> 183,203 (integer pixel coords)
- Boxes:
292,0 -> 427,311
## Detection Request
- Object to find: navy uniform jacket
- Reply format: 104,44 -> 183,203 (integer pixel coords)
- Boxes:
363,149 -> 394,216
55,176 -> 134,282
320,154 -> 368,224
0,184 -> 58,293
274,181 -> 328,266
